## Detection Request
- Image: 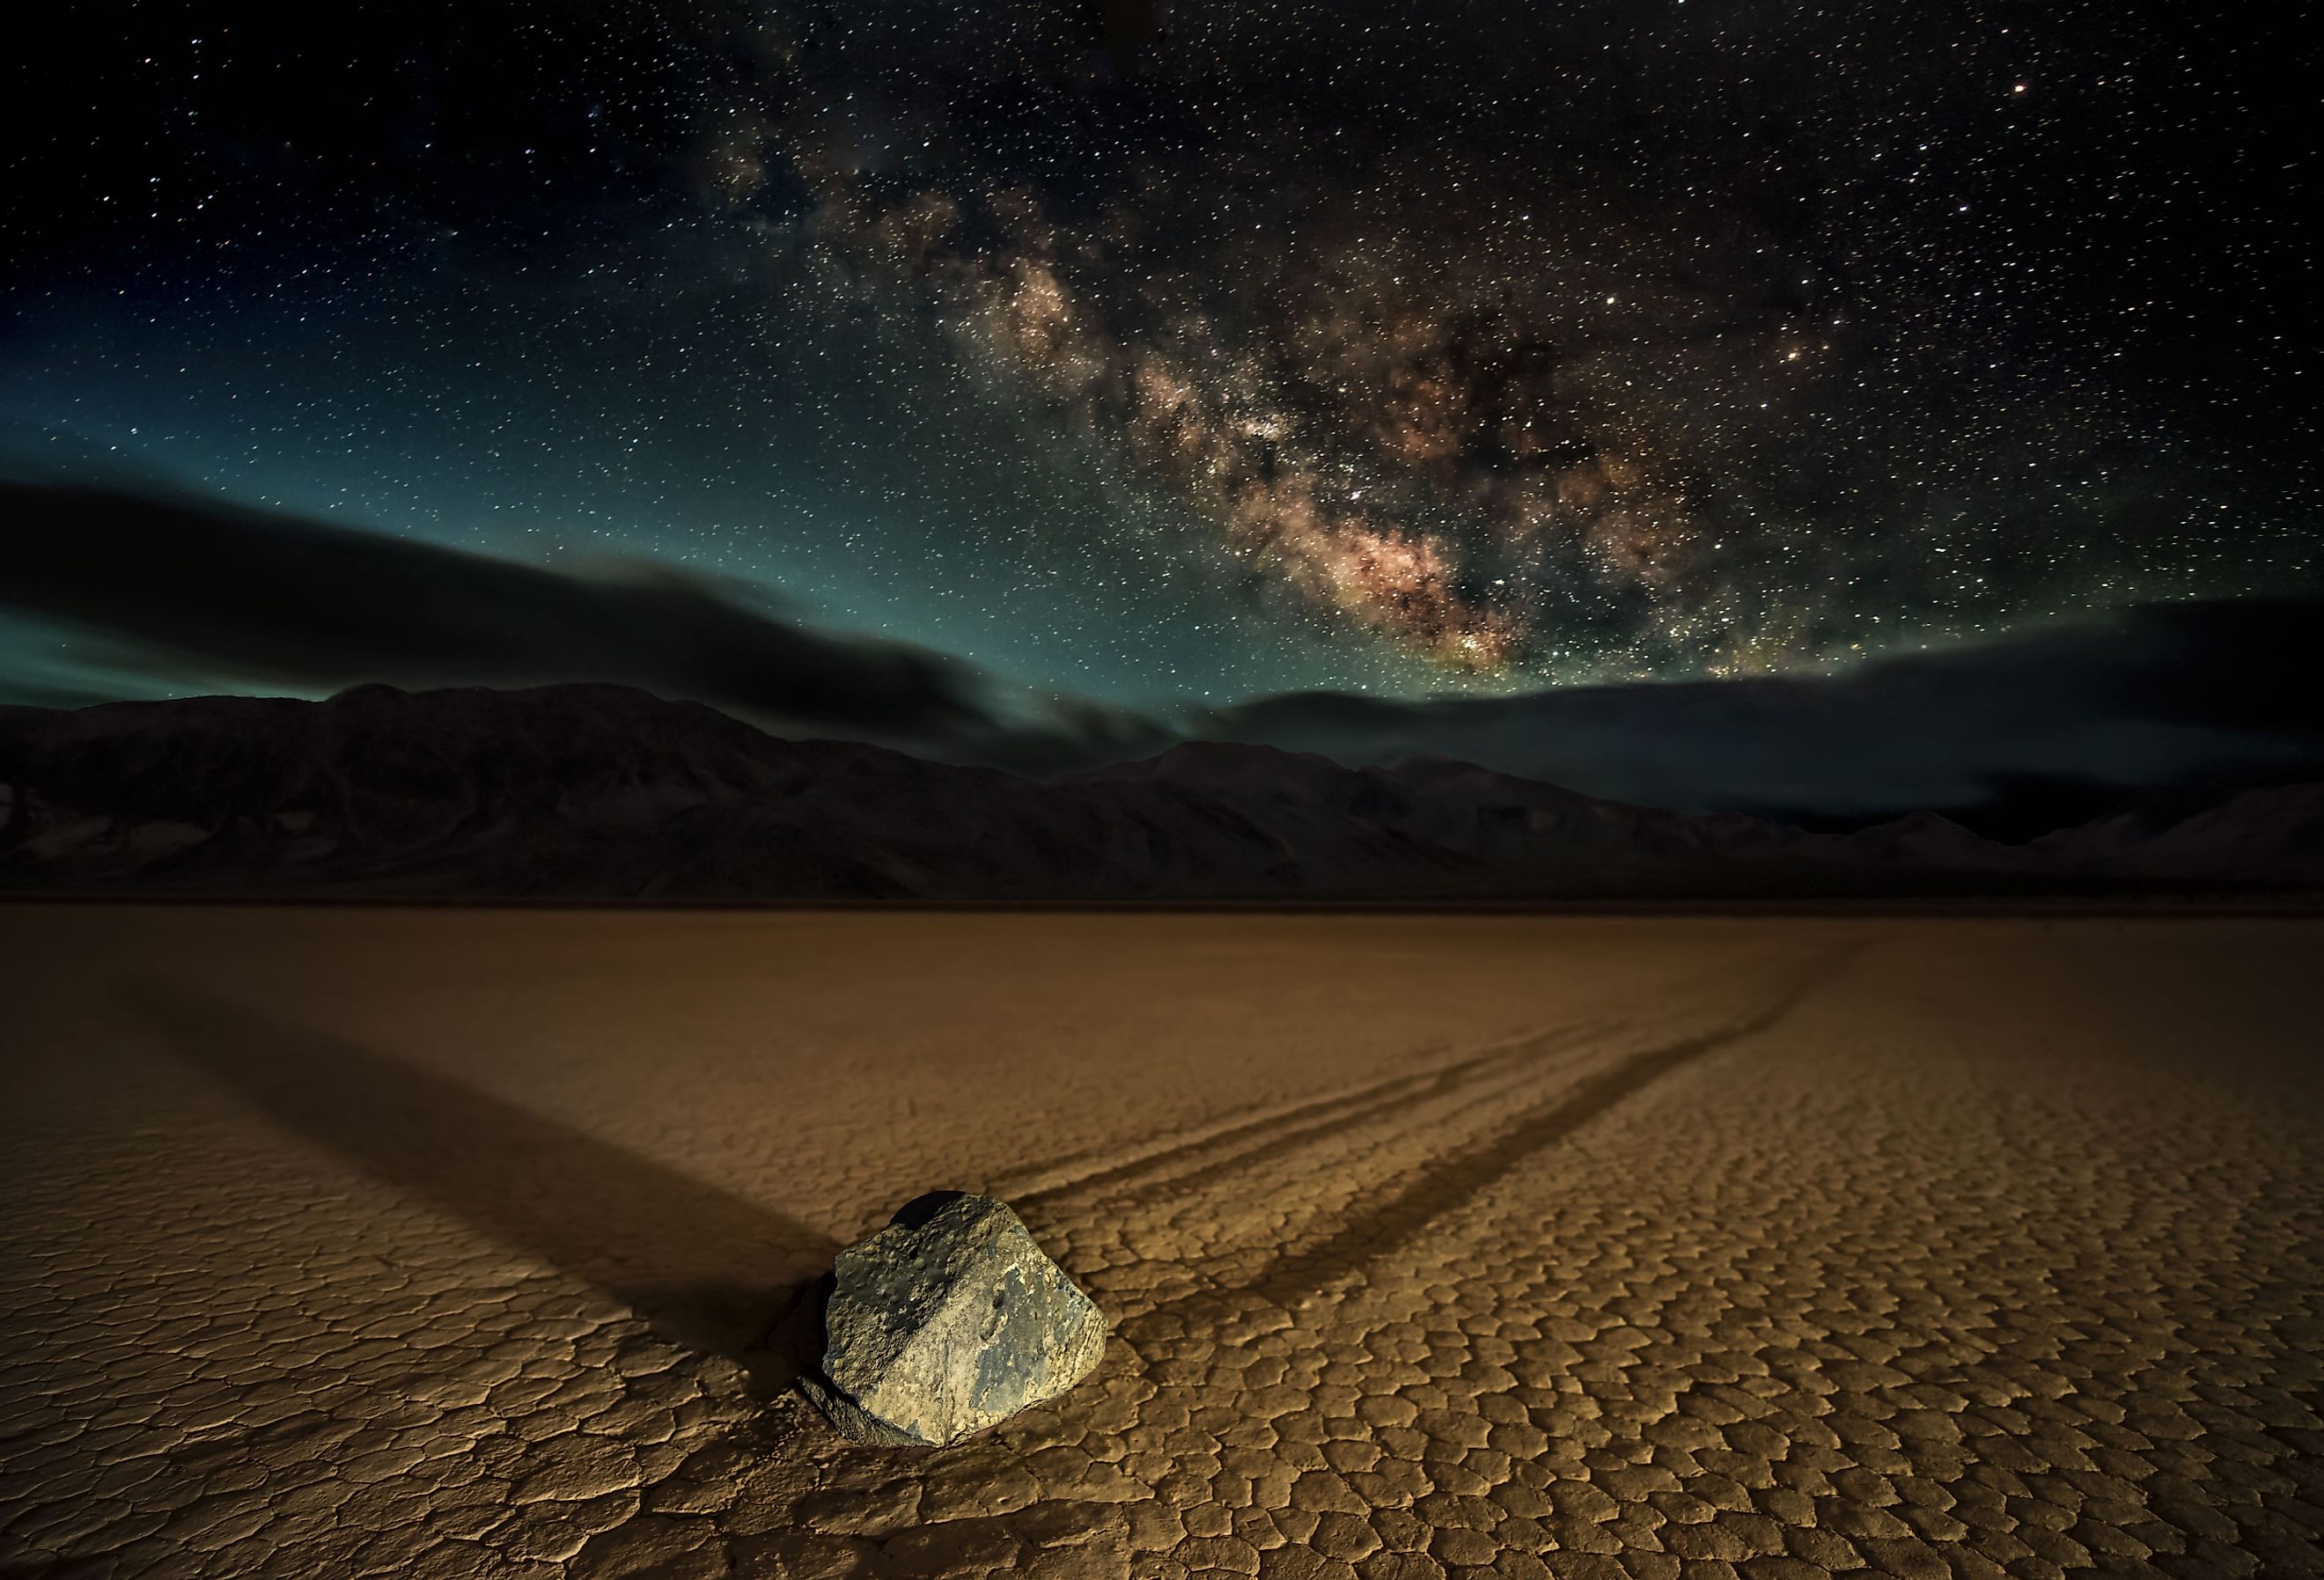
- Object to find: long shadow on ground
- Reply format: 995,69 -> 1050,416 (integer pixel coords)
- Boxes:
121,977 -> 839,1393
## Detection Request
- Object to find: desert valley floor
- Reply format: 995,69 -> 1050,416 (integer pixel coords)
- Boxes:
2,906 -> 2320,1580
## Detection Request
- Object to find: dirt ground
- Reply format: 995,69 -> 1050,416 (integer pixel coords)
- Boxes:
3,906 -> 2320,1580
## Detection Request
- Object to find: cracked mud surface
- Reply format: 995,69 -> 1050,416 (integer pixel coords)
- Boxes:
3,906 -> 2321,1579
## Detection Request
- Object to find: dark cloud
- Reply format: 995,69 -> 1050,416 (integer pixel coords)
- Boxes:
4,481 -> 2313,833
0,481 -> 993,742
1204,599 -> 2324,834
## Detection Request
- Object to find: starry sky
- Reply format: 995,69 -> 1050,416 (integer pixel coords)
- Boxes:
3,1 -> 2316,823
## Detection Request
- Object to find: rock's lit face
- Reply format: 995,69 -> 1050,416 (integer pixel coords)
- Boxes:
813,1193 -> 1108,1448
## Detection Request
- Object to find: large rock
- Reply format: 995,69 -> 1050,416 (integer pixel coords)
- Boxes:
804,1191 -> 1107,1446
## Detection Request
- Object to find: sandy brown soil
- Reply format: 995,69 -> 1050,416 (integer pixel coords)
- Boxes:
2,907 -> 2320,1580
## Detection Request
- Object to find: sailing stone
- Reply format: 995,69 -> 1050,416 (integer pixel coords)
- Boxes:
805,1191 -> 1108,1447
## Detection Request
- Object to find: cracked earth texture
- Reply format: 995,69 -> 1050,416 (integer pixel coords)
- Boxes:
2,907 -> 2321,1580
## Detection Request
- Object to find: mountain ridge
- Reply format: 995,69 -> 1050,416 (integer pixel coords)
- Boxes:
2,682 -> 2315,900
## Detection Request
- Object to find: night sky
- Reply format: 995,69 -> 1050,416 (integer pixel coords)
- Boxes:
4,2 -> 2316,824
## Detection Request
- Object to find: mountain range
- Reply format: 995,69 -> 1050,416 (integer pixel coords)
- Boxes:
2,683 -> 2317,901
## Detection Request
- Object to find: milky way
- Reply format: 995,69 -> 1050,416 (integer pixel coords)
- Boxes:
681,0 -> 2315,682
3,0 -> 2313,709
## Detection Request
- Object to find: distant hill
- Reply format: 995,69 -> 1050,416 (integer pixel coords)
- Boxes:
0,683 -> 2315,900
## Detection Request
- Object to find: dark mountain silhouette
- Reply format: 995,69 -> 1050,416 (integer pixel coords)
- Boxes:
0,683 -> 2314,900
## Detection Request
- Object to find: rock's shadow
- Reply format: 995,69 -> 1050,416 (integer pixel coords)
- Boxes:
122,977 -> 838,1393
